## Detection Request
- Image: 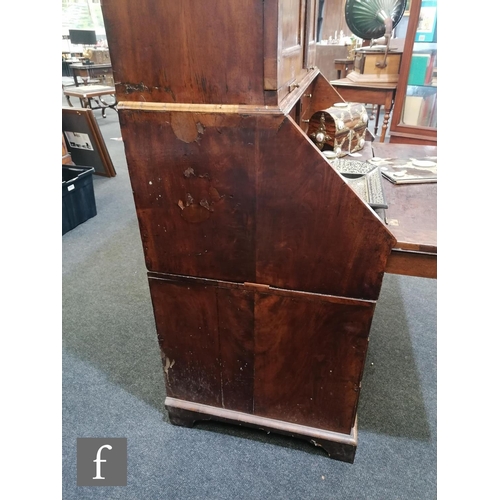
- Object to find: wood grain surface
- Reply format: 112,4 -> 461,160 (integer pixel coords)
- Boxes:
119,106 -> 396,299
149,274 -> 375,435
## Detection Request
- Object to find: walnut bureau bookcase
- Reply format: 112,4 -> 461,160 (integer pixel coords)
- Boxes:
101,0 -> 397,463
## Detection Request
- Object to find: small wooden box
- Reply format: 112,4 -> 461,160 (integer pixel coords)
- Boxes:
346,49 -> 402,83
88,48 -> 111,64
308,103 -> 368,156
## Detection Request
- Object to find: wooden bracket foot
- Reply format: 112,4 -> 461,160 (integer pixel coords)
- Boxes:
165,397 -> 357,462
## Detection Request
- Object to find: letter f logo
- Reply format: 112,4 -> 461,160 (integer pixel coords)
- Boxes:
93,444 -> 112,479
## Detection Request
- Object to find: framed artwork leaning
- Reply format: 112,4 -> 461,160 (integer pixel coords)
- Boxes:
62,107 -> 116,177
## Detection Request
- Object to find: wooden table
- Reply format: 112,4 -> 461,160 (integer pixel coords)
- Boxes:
63,85 -> 117,118
373,143 -> 437,279
70,63 -> 114,87
339,142 -> 437,279
330,78 -> 398,143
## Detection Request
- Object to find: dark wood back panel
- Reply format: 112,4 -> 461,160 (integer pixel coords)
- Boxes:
101,0 -> 265,105
119,105 -> 395,299
148,278 -> 222,406
217,287 -> 256,413
120,104 -> 395,299
253,292 -> 374,434
149,274 -> 376,434
119,109 -> 259,283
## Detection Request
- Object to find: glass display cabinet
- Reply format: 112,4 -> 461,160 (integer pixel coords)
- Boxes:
389,0 -> 437,144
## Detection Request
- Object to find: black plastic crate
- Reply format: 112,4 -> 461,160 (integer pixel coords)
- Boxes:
62,165 -> 97,235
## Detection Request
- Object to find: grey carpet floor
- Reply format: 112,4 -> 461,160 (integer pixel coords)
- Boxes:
62,93 -> 436,499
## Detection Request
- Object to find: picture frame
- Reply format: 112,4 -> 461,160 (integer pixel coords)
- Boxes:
62,106 -> 116,177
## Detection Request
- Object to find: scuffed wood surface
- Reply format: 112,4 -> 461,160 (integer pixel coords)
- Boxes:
119,107 -> 395,300
150,274 -> 375,435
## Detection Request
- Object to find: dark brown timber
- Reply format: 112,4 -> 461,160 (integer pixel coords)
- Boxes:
100,0 -> 411,461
